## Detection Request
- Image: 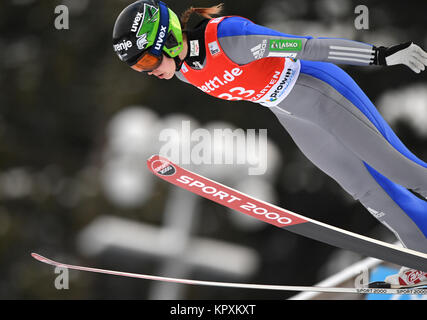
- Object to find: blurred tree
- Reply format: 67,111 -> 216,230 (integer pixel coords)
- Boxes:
0,0 -> 425,299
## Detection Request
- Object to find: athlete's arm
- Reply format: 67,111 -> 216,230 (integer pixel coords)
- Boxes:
217,17 -> 427,72
217,17 -> 375,66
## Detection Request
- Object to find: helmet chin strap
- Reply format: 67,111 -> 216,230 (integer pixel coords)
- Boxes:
174,56 -> 184,71
173,33 -> 189,71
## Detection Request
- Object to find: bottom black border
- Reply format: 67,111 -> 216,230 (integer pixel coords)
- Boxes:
3,300 -> 421,318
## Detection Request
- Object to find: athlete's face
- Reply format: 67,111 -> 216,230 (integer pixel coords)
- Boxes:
147,54 -> 175,80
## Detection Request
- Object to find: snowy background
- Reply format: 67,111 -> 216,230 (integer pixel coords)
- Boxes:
0,0 -> 426,299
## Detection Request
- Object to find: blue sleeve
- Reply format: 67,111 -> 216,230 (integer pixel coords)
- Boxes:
218,16 -> 313,40
216,17 -> 376,66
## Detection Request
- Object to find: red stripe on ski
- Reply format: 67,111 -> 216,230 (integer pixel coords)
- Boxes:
147,155 -> 308,228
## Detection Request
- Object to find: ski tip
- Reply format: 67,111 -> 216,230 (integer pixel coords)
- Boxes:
147,154 -> 176,164
31,252 -> 43,261
31,253 -> 54,265
146,154 -> 163,170
147,154 -> 159,162
147,155 -> 177,177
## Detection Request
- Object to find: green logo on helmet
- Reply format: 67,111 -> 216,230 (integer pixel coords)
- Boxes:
132,4 -> 159,50
136,4 -> 158,37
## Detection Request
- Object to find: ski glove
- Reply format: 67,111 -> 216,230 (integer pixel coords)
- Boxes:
375,42 -> 427,73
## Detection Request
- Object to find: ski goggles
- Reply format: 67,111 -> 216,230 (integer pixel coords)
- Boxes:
130,1 -> 169,73
131,51 -> 164,72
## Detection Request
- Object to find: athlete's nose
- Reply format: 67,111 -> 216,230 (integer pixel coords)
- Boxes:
148,68 -> 161,77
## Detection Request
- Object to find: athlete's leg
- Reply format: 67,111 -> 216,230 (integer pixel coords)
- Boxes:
280,62 -> 427,198
270,107 -> 427,253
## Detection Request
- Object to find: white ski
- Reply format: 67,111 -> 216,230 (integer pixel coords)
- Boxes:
147,155 -> 427,272
31,253 -> 427,295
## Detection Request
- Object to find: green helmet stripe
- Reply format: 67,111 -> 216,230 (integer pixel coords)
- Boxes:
137,4 -> 159,37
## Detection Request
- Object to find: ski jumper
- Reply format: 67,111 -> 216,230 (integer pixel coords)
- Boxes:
177,17 -> 427,253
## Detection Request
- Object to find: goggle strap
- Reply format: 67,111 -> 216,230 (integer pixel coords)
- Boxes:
149,1 -> 170,57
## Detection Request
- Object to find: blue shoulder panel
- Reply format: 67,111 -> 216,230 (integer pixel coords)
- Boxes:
217,16 -> 312,39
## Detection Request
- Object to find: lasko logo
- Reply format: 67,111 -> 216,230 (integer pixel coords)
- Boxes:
270,39 -> 302,51
152,159 -> 176,176
198,68 -> 243,93
114,40 -> 133,52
